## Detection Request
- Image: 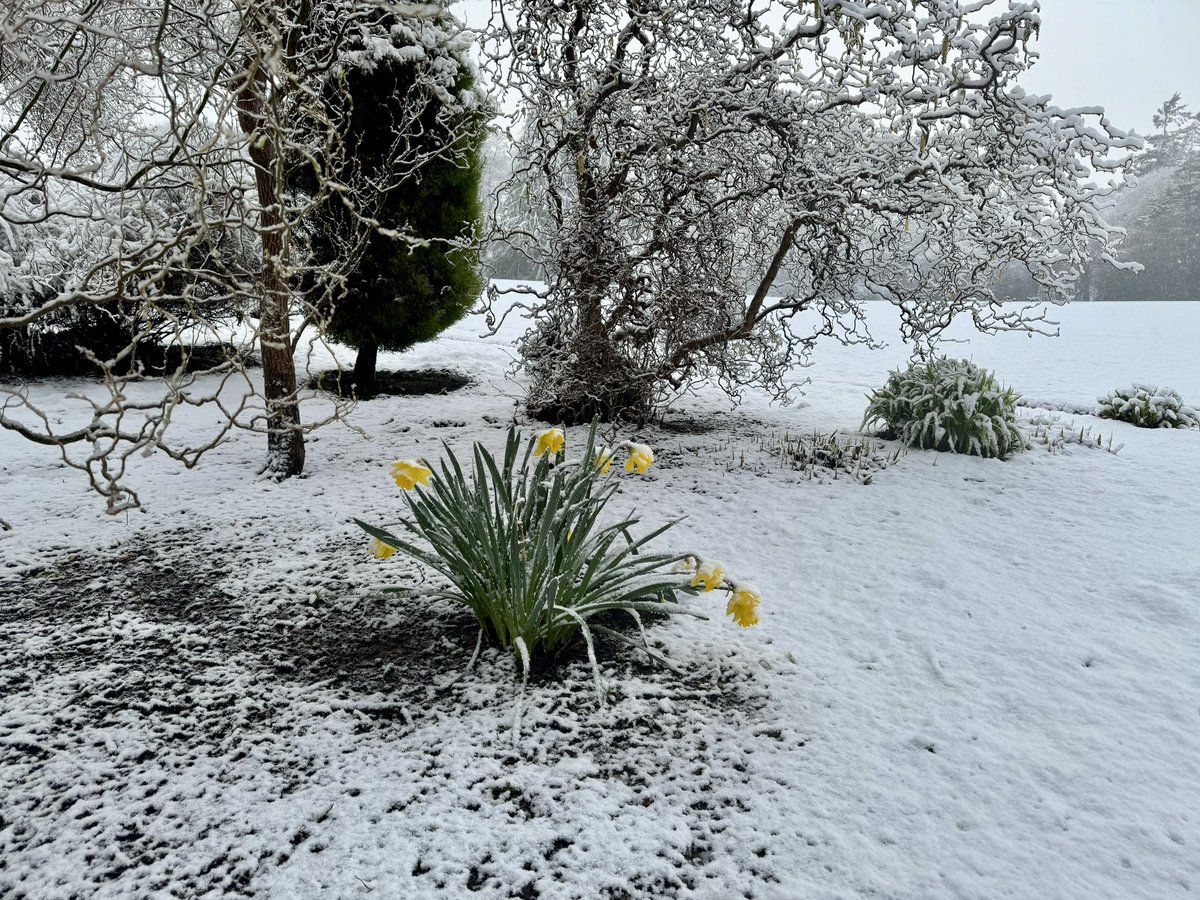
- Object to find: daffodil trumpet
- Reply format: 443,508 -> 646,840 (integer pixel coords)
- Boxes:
724,580 -> 762,628
391,459 -> 433,491
618,440 -> 654,474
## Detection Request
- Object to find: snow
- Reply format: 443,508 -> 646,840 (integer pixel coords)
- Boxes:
2,293 -> 1199,898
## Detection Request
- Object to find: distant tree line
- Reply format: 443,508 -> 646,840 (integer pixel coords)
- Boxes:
1091,93 -> 1200,300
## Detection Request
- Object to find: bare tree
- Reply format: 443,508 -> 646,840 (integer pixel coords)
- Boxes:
0,0 -> 482,512
483,0 -> 1142,423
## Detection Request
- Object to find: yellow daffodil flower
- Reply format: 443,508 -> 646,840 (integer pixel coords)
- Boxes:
623,442 -> 654,474
595,447 -> 616,474
391,459 -> 432,490
370,537 -> 397,559
726,584 -> 761,627
673,557 -> 698,574
534,427 -> 565,457
691,561 -> 725,593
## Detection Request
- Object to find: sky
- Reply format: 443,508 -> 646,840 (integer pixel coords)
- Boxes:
455,0 -> 1200,137
1021,0 -> 1200,137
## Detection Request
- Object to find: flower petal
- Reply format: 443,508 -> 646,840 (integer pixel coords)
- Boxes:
391,459 -> 433,490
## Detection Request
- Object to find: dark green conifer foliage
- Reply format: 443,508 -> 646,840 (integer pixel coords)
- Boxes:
297,34 -> 485,397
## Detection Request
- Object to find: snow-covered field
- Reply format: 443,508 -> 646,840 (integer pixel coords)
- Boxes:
2,296 -> 1199,899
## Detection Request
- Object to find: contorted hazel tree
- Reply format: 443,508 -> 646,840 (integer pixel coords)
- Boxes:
0,1 -> 479,512
483,0 -> 1141,424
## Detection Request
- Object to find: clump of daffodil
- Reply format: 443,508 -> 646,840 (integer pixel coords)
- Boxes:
622,442 -> 654,474
370,537 -> 397,559
355,421 -> 761,709
726,583 -> 761,628
355,422 -> 698,702
533,427 -> 565,457
391,459 -> 433,491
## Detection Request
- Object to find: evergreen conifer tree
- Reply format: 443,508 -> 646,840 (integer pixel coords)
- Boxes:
295,20 -> 486,397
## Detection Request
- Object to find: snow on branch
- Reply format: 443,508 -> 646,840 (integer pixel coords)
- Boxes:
1,0 -> 483,509
481,0 -> 1141,421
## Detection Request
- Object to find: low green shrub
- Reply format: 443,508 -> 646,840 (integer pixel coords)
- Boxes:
1097,384 -> 1199,429
356,424 -> 759,685
862,357 -> 1024,459
0,304 -> 133,377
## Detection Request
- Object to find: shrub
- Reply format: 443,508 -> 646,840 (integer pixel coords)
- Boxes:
0,303 -> 133,377
1096,384 -> 1199,429
862,357 -> 1024,458
356,424 -> 759,685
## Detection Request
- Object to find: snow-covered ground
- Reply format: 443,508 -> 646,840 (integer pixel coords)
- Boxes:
2,296 -> 1199,899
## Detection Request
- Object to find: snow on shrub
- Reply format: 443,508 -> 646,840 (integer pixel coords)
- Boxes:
356,423 -> 758,694
1096,384 -> 1199,429
862,357 -> 1024,459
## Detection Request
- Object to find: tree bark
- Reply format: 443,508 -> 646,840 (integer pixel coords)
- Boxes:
236,61 -> 305,478
351,340 -> 379,399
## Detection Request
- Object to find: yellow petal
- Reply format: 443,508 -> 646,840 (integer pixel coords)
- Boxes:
726,585 -> 761,627
691,561 -> 725,592
370,537 -> 397,559
623,442 -> 654,474
534,428 -> 565,457
391,459 -> 432,490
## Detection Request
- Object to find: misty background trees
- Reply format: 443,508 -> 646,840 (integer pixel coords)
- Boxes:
1085,93 -> 1200,301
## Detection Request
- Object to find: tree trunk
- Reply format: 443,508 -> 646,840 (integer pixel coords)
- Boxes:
351,340 -> 379,399
237,61 -> 305,478
526,142 -> 652,425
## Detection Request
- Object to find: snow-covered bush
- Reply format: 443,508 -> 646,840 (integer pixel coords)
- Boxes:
862,358 -> 1024,459
356,424 -> 758,685
1097,384 -> 1199,429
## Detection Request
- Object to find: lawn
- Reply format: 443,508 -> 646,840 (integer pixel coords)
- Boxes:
2,296 -> 1198,899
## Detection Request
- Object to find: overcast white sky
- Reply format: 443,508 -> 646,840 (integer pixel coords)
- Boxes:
456,0 -> 1200,136
1021,0 -> 1200,136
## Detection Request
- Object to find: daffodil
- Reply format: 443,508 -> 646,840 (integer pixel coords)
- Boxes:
691,561 -> 725,593
391,459 -> 433,490
533,427 -> 565,457
726,584 -> 761,627
370,537 -> 397,559
595,446 -> 616,474
623,442 -> 654,474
